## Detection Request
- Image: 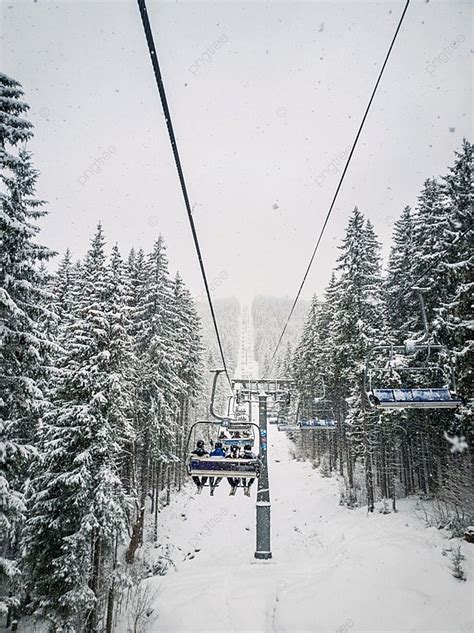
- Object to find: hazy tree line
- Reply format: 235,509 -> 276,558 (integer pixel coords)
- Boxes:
251,296 -> 309,377
292,140 -> 472,531
1,74 -> 203,630
196,297 -> 240,418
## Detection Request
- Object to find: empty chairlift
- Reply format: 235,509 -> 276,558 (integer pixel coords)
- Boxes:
374,328 -> 466,412
365,291 -> 464,411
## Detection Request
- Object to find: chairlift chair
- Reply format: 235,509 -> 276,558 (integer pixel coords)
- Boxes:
364,291 -> 464,411
298,379 -> 338,430
186,420 -> 260,483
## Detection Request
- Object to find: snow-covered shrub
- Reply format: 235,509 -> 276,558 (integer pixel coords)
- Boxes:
126,581 -> 158,633
420,498 -> 473,538
450,545 -> 466,582
319,456 -> 332,478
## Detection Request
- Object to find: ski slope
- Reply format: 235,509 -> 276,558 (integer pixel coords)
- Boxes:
234,303 -> 259,380
131,426 -> 473,633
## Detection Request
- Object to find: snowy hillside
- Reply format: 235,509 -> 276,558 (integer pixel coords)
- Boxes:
118,425 -> 473,633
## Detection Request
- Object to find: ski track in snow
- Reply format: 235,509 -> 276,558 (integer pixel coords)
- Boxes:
130,427 -> 474,633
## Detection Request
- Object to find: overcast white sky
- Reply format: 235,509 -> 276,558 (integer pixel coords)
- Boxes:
2,0 -> 472,302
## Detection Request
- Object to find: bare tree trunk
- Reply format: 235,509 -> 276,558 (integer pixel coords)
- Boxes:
126,426 -> 150,564
105,538 -> 118,633
86,530 -> 102,633
153,464 -> 160,543
363,411 -> 375,513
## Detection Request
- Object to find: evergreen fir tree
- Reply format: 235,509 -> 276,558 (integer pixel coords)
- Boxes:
0,75 -> 53,619
24,227 -> 128,629
385,206 -> 418,340
411,178 -> 451,331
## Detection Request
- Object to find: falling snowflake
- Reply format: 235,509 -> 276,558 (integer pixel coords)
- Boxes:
443,432 -> 468,454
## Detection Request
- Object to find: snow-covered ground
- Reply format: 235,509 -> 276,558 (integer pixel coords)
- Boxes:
124,425 -> 474,633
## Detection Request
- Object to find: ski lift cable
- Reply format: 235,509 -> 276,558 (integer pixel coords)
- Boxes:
136,0 -> 232,390
264,0 -> 411,377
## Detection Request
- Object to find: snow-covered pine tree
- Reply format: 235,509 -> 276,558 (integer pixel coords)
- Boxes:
385,206 -> 418,340
438,140 -> 473,398
126,236 -> 178,563
105,245 -> 136,490
412,178 -> 452,330
53,249 -> 76,323
0,73 -> 54,622
167,273 -> 203,494
435,140 -> 473,532
332,210 -> 384,511
280,342 -> 293,379
293,295 -> 320,400
24,226 -> 128,630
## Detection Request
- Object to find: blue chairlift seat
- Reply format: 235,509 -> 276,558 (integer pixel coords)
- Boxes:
370,387 -> 463,409
188,457 -> 259,478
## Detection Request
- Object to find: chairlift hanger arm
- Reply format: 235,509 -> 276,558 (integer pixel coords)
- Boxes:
210,369 -> 233,422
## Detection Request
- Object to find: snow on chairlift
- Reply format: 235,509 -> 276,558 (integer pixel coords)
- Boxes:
277,423 -> 301,432
299,418 -> 337,429
364,292 -> 464,411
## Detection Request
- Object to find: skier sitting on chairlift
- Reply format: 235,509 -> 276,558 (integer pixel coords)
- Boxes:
208,442 -> 225,496
226,445 -> 241,496
241,444 -> 256,497
191,440 -> 209,494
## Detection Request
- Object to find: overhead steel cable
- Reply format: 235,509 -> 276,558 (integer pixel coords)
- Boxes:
136,0 -> 232,390
264,0 -> 411,377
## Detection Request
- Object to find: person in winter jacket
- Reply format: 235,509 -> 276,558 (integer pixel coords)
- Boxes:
191,440 -> 209,494
241,444 -> 256,497
208,442 -> 225,495
226,445 -> 241,496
